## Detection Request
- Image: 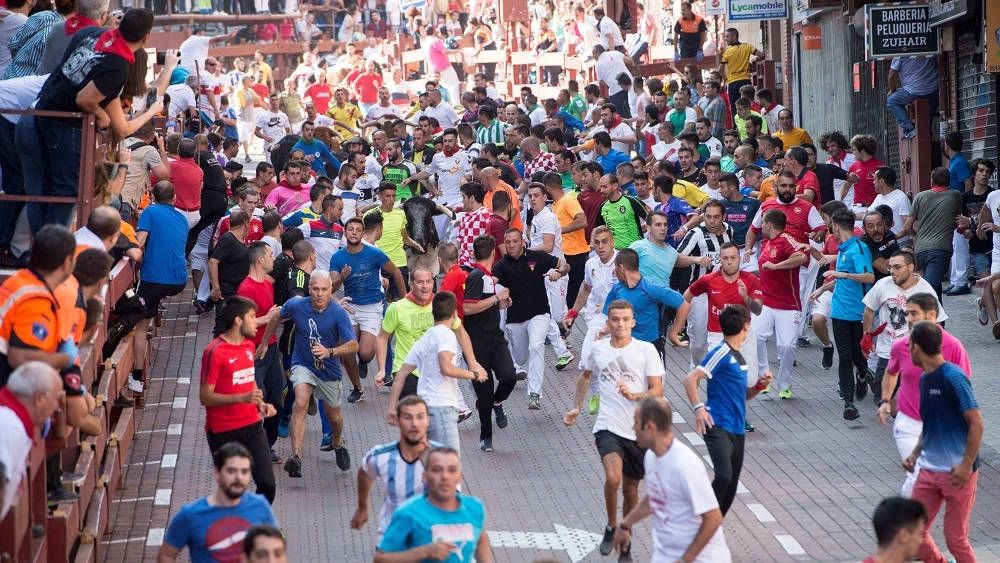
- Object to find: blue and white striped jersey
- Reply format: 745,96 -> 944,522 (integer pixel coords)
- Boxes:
361,440 -> 441,536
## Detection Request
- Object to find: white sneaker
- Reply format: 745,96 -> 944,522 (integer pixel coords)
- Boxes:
128,377 -> 145,393
977,298 -> 989,326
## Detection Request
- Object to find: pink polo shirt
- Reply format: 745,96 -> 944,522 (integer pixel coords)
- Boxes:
886,329 -> 971,422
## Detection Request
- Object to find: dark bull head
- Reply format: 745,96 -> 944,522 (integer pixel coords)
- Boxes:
401,196 -> 455,255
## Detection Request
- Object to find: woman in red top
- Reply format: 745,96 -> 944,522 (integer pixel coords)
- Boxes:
352,60 -> 383,116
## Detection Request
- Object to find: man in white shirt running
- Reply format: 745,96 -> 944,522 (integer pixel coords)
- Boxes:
563,299 -> 665,562
527,183 -> 574,370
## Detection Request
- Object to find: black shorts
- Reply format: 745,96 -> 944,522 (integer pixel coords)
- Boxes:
136,281 -> 185,319
595,430 -> 646,480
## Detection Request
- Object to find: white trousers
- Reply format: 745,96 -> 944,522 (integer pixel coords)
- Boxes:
688,293 -> 709,368
752,306 -> 800,392
506,314 -> 550,397
580,321 -> 605,395
707,328 -> 758,382
181,208 -> 202,229
437,66 -> 461,110
797,260 -> 819,339
545,276 -> 570,359
740,243 -> 760,273
949,229 -> 971,287
893,411 -> 922,498
192,228 -> 213,301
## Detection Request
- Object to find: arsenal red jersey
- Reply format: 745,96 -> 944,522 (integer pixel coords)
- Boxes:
758,233 -> 802,311
687,271 -> 763,332
200,337 -> 261,433
236,277 -> 278,346
750,198 -> 824,246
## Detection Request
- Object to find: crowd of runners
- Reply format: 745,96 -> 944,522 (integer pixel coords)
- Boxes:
0,0 -> 992,561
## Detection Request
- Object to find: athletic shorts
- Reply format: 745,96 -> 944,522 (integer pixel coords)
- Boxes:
135,281 -> 186,319
289,364 -> 343,407
349,302 -> 384,336
595,430 -> 645,480
810,290 -> 832,319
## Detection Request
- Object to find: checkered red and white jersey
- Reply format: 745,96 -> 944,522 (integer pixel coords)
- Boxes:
458,206 -> 492,268
523,151 -> 557,180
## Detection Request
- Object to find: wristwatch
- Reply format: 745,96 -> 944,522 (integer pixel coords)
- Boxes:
878,399 -> 890,407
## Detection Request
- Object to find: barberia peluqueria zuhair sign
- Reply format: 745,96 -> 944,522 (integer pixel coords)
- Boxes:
865,2 -> 940,60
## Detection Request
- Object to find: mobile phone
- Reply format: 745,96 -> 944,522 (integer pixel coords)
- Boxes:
145,89 -> 157,109
156,51 -> 166,66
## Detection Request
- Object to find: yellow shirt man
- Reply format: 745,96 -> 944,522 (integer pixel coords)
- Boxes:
326,102 -> 362,139
721,42 -> 757,83
774,127 -> 814,149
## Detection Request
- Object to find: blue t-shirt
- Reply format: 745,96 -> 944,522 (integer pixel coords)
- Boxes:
948,153 -> 971,193
136,203 -> 188,285
620,181 -> 637,197
281,296 -> 357,381
378,493 -> 485,563
629,239 -> 678,285
919,362 -> 979,472
222,107 -> 238,140
603,278 -> 684,343
595,149 -> 631,175
163,493 -> 276,563
293,137 -> 342,175
830,236 -> 873,322
699,342 -> 749,435
330,244 -> 390,305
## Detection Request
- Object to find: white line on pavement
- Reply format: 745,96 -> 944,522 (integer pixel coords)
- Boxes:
672,411 -> 685,424
167,423 -> 182,435
774,534 -> 806,555
172,397 -> 187,409
682,432 -> 705,446
162,454 -> 177,468
747,503 -> 776,523
146,528 -> 165,547
154,489 -> 172,506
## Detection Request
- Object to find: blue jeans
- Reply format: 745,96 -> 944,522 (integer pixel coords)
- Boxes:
887,88 -> 939,135
20,116 -> 82,234
916,248 -> 951,300
427,405 -> 460,455
971,253 -> 990,277
0,118 -> 24,249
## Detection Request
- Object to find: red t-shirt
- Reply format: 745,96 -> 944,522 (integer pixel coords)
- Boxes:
353,72 -> 382,104
796,169 -> 822,210
822,228 -> 864,257
848,157 -> 884,206
169,158 -> 204,211
215,215 -> 265,245
279,20 -> 294,41
485,214 -> 509,263
751,198 -> 824,246
256,23 -> 277,41
200,337 -> 261,433
303,83 -> 333,114
252,83 -> 270,107
758,233 -> 802,311
237,277 -> 278,346
440,265 -> 469,320
687,271 -> 763,333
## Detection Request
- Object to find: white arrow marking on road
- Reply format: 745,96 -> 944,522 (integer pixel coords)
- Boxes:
489,524 -> 602,562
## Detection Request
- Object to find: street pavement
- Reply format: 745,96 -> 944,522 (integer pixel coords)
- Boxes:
100,279 -> 1000,562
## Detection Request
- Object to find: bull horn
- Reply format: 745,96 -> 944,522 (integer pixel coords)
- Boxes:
434,202 -> 456,219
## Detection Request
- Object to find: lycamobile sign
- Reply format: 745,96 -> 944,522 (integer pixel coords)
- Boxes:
727,0 -> 789,21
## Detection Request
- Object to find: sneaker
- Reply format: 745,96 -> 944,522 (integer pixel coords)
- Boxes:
796,337 -> 811,347
855,371 -> 869,401
822,345 -> 834,370
527,393 -> 541,410
284,455 -> 302,478
778,389 -> 792,400
270,449 -> 283,464
618,543 -> 633,563
334,442 -> 351,470
515,370 -> 527,381
599,526 -> 615,556
480,438 -> 493,452
587,395 -> 600,415
347,388 -> 364,403
744,420 -> 756,433
993,321 -> 1000,341
307,394 -> 318,415
47,488 -> 80,505
555,353 -> 574,371
457,408 -> 474,423
0,248 -> 18,268
493,403 -> 508,428
277,417 -> 290,438
382,374 -> 394,387
759,385 -> 770,394
128,376 -> 144,393
900,129 -> 917,142
244,155 -> 251,162
843,402 -> 860,421
944,284 -> 970,296
320,433 -> 333,451
978,298 -> 990,326
113,396 -> 134,408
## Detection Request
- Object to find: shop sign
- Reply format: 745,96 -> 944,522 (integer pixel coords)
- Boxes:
866,2 -> 939,60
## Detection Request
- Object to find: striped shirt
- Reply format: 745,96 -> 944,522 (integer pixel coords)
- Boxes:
281,203 -> 322,228
361,440 -> 441,536
3,11 -> 62,79
678,224 -> 734,280
476,118 -> 506,145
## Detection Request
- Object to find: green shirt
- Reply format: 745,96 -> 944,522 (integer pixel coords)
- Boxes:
365,206 -> 408,267
598,195 -> 648,249
720,155 -> 737,173
381,162 -> 417,200
563,93 -> 589,121
559,171 -> 575,191
382,299 -> 460,374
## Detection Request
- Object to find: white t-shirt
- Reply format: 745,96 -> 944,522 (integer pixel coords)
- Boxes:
0,73 -> 47,124
583,251 -> 618,328
165,83 -> 197,120
869,189 -> 911,242
861,276 -> 945,359
595,51 -> 630,96
701,185 -> 722,201
366,103 -> 404,121
425,150 -> 471,206
645,443 -> 732,562
988,190 -> 1000,253
425,103 -> 459,128
179,35 -> 212,74
293,114 -> 333,133
590,122 -> 634,155
588,338 -> 665,440
199,70 -> 224,120
528,106 -> 548,126
385,0 -> 401,25
702,136 -> 723,158
652,139 -> 682,162
0,406 -> 32,521
667,107 -> 697,130
597,16 -> 625,50
528,207 -> 563,259
255,111 -> 291,147
408,324 -> 462,408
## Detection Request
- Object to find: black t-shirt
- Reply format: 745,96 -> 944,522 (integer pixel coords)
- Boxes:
498,160 -> 520,187
279,267 -> 310,354
964,188 -> 994,255
463,267 -> 501,335
673,17 -> 708,56
812,163 -> 849,207
36,29 -> 130,126
212,232 -> 249,296
198,151 -> 228,201
492,249 -> 559,323
270,252 -> 296,304
680,168 -> 706,186
861,232 -> 900,282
